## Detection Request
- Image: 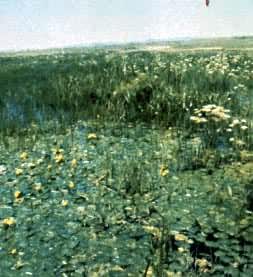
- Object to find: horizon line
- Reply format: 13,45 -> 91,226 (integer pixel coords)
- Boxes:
1,34 -> 253,54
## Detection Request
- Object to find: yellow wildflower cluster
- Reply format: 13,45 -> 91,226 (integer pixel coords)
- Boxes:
191,104 -> 230,124
205,53 -> 244,78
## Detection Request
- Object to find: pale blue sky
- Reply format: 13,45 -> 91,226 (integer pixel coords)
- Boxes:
0,0 -> 253,51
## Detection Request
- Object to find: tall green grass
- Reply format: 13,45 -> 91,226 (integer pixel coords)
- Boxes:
1,49 -> 253,157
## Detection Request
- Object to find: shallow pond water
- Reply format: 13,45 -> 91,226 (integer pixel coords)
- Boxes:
0,121 -> 252,276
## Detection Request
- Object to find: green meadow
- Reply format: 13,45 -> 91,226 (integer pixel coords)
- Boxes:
0,39 -> 253,276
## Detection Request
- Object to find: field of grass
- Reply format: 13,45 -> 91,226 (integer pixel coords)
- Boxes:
0,39 -> 253,276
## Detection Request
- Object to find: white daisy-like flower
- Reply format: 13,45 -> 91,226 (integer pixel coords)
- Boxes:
241,125 -> 248,131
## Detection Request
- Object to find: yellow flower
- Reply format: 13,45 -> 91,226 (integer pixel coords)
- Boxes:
14,191 -> 22,199
177,247 -> 186,253
47,165 -> 52,171
160,165 -> 169,177
15,168 -> 23,176
87,133 -> 97,140
190,116 -> 207,124
2,217 -> 16,227
187,239 -> 194,244
143,225 -> 161,238
61,200 -> 69,207
33,183 -> 42,192
146,266 -> 154,277
20,152 -> 28,160
68,181 -> 75,189
10,249 -> 17,255
195,258 -> 211,272
55,154 -> 64,163
71,159 -> 77,167
194,105 -> 230,122
174,233 -> 188,242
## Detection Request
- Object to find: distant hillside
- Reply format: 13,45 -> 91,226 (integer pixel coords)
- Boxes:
168,36 -> 253,49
